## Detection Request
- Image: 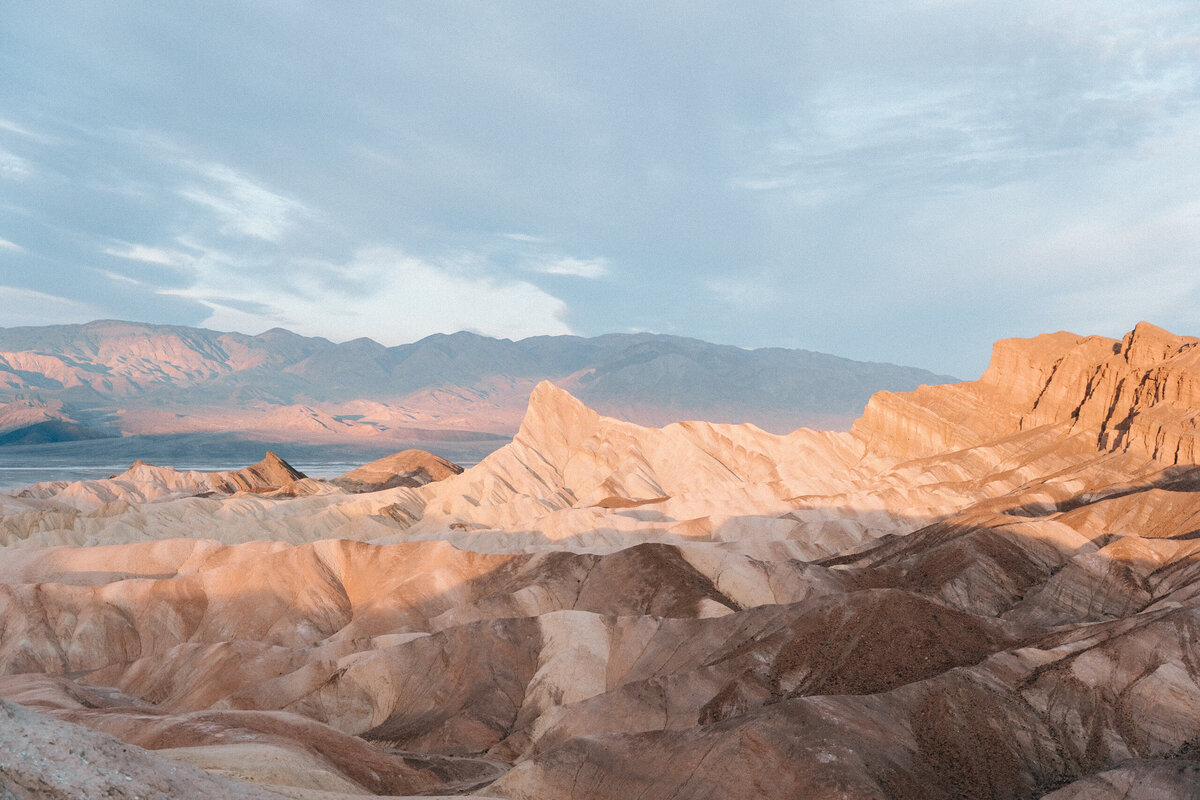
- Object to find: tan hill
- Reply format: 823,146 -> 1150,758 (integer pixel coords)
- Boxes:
2,322 -> 1200,798
333,449 -> 463,493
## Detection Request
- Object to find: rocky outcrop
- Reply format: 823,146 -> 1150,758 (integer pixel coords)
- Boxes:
215,451 -> 307,492
332,449 -> 462,493
854,322 -> 1200,465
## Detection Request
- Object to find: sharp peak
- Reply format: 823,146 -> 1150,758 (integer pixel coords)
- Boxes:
239,451 -> 305,477
519,381 -> 597,429
528,380 -> 587,406
256,450 -> 295,467
1120,321 -> 1197,367
1122,320 -> 1186,348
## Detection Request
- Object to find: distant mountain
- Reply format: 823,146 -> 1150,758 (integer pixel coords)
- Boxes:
0,320 -> 955,445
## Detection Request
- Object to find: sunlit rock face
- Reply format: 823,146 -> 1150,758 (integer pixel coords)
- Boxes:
3,323 -> 1200,799
853,321 -> 1200,464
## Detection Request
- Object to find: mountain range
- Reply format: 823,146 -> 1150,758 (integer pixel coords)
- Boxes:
0,320 -> 954,449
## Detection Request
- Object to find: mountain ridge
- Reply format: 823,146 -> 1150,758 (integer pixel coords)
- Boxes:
0,319 -> 956,444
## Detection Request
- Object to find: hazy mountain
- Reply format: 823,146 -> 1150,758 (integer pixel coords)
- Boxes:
0,320 -> 955,445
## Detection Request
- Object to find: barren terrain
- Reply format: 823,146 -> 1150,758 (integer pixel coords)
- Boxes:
3,321 -> 1200,799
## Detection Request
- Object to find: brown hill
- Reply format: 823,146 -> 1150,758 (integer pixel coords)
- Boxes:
332,449 -> 463,493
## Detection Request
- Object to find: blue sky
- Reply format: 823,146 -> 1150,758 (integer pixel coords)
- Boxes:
1,2 -> 1198,377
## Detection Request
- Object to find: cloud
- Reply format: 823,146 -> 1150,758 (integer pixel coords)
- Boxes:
0,286 -> 101,327
161,246 -> 574,343
0,148 -> 32,179
179,164 -> 309,241
103,242 -> 193,268
734,3 -> 1200,212
0,119 -> 37,138
2,3 -> 1199,378
0,238 -> 24,252
525,256 -> 610,279
0,118 -> 55,146
89,268 -> 146,286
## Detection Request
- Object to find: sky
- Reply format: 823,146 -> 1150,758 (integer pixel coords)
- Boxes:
1,2 -> 1198,378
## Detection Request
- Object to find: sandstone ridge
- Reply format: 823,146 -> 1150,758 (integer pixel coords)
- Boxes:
854,320 -> 1200,464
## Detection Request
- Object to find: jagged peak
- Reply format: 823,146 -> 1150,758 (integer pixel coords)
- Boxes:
1120,321 -> 1197,369
521,381 -> 595,425
242,451 -> 305,480
855,321 -> 1200,466
511,381 -> 605,464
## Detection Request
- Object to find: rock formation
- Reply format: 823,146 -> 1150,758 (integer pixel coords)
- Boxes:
854,321 -> 1200,463
332,449 -> 463,492
2,322 -> 1200,798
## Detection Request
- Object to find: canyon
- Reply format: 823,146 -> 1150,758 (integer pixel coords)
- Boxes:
2,321 -> 1200,798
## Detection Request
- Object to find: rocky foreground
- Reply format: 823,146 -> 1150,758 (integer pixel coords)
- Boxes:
3,322 -> 1200,799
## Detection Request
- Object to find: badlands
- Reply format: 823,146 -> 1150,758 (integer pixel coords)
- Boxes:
3,321 -> 1200,798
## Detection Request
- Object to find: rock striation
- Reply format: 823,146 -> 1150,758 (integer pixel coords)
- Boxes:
854,321 -> 1200,464
2,322 -> 1200,798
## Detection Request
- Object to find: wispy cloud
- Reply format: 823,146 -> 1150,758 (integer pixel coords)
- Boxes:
103,242 -> 193,268
706,276 -> 773,310
526,255 -> 610,279
89,268 -> 146,286
0,118 -> 44,140
0,237 -> 24,252
736,4 -> 1200,210
179,164 -> 309,241
0,148 -> 32,179
0,286 -> 86,305
734,85 -> 1045,206
503,232 -> 545,243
